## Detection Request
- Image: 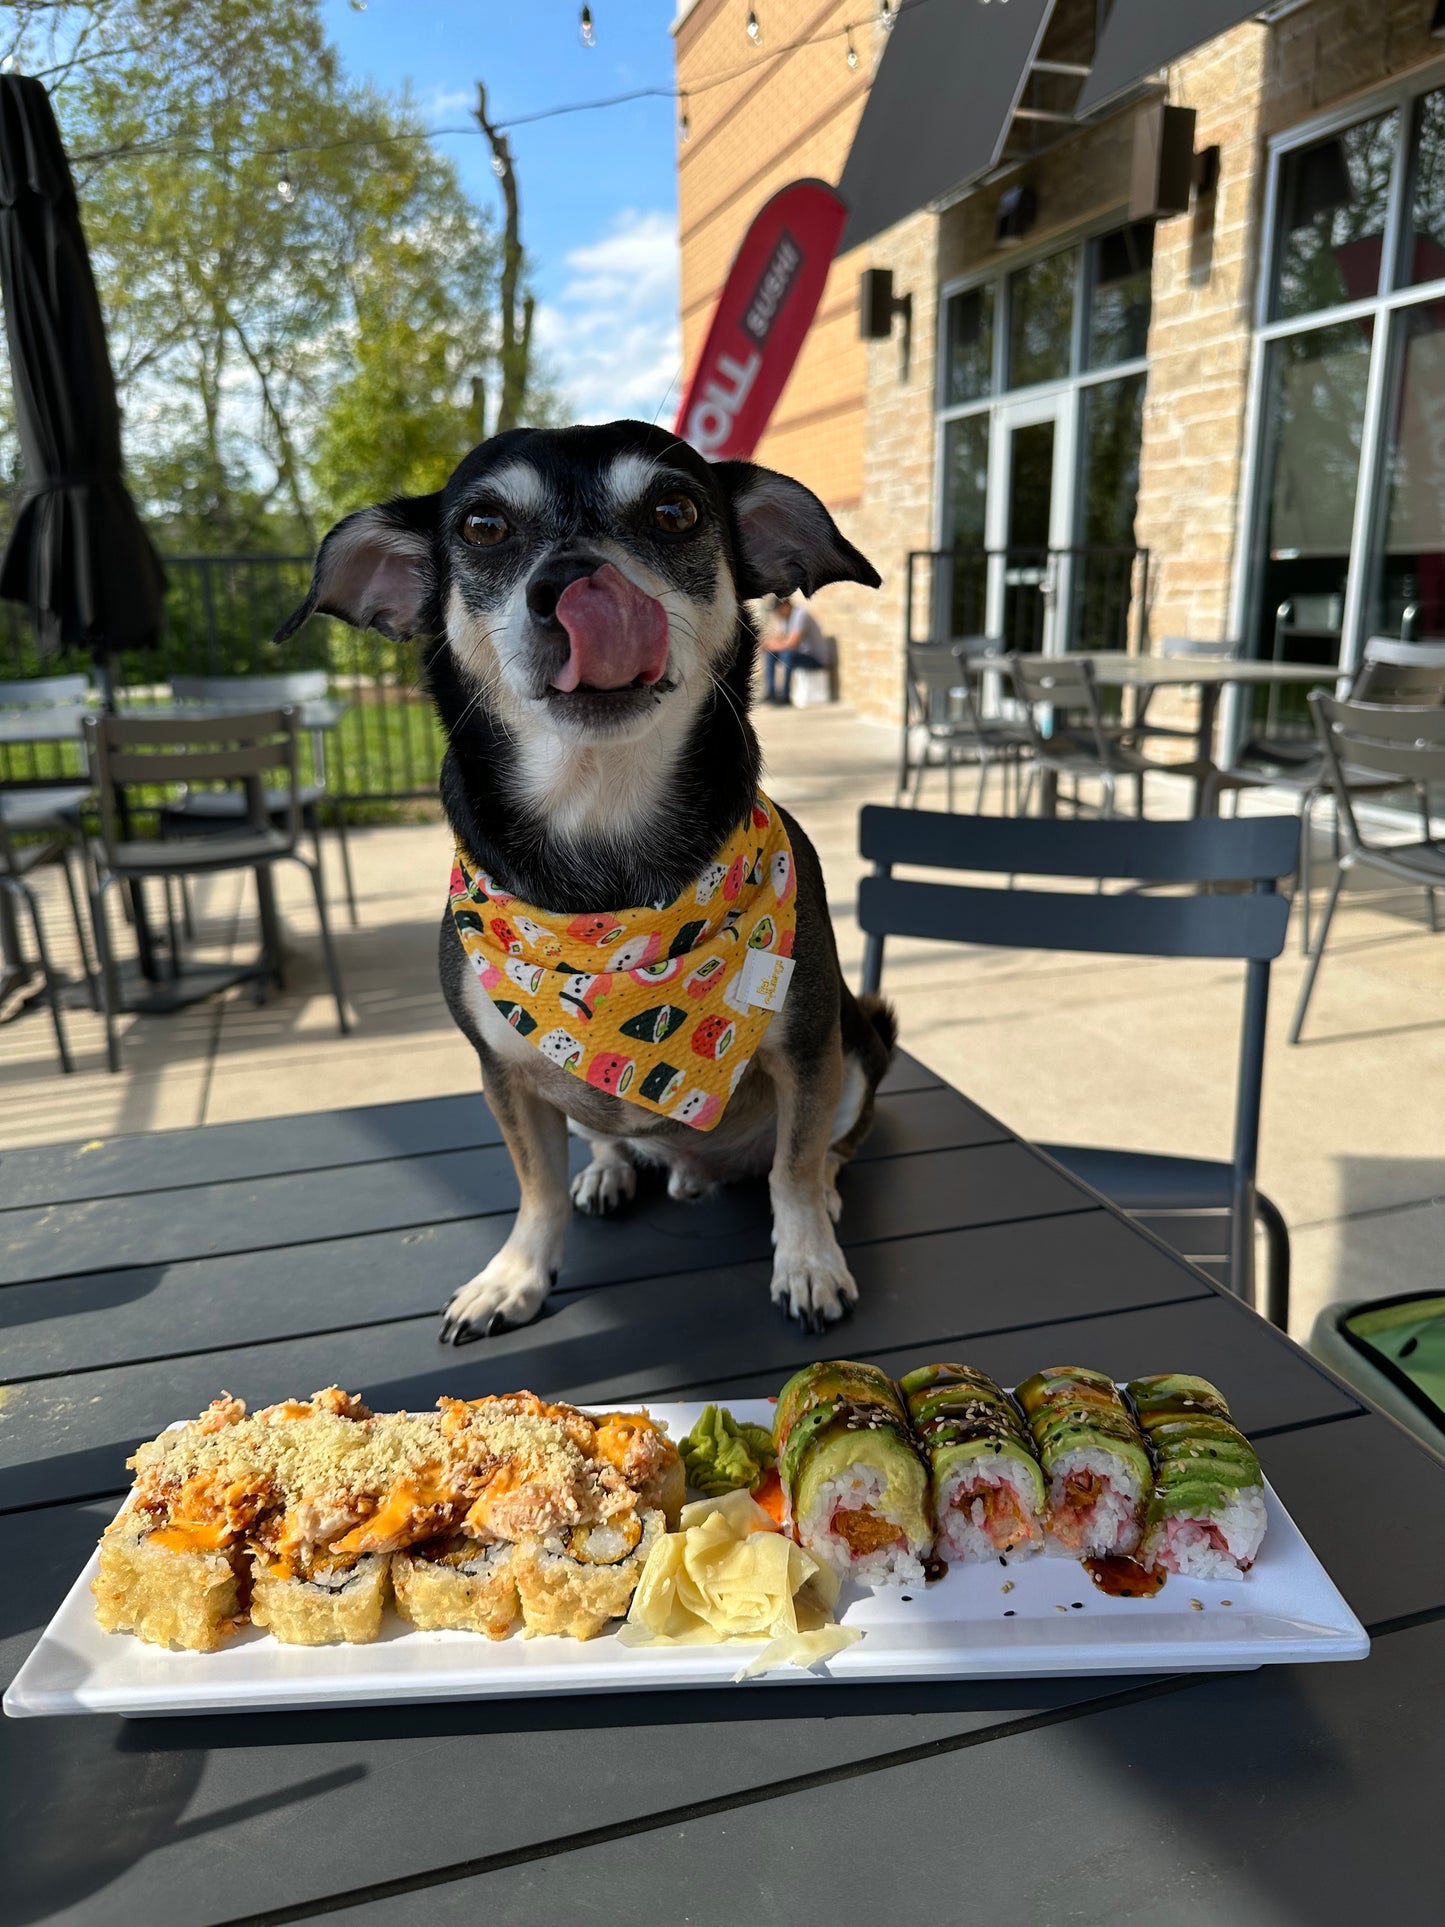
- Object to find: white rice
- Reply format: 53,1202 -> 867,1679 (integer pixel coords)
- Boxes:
1044,1444 -> 1145,1558
797,1464 -> 927,1588
1143,1488 -> 1268,1579
935,1457 -> 1044,1563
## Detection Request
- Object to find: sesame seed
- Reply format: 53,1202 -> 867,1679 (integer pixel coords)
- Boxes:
901,1594 -> 913,1603
998,1555 -> 1007,1566
1004,1610 -> 1015,1617
1054,1604 -> 1067,1613
1189,1598 -> 1204,1611
1221,1598 -> 1232,1607
1001,1580 -> 1015,1594
1071,1602 -> 1083,1609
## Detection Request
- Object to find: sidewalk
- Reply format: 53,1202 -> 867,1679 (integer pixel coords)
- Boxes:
2,703 -> 1440,1342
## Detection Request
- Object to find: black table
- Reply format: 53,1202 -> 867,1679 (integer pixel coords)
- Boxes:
3,1053 -> 1442,1924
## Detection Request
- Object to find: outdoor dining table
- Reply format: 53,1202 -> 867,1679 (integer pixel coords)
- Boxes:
1079,654 -> 1333,817
3,1048 -> 1442,1922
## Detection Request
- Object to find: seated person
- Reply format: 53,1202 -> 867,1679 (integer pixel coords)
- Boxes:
761,595 -> 831,705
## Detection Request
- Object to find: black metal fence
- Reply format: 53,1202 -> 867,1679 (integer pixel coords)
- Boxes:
0,554 -> 443,807
904,545 -> 1150,656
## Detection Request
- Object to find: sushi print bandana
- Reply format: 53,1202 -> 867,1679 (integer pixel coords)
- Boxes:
448,794 -> 797,1132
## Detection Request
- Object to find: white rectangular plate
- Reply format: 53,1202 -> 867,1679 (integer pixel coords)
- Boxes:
4,1400 -> 1369,1718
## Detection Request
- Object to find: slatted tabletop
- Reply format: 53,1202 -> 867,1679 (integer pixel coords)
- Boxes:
3,1051 -> 1443,1925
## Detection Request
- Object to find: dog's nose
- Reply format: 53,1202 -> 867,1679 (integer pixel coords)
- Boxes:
526,551 -> 605,627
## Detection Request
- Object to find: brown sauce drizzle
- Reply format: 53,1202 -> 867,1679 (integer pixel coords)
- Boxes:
922,1554 -> 949,1583
1083,1555 -> 1166,1598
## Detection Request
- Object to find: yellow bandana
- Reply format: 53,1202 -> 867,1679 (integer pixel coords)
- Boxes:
448,794 -> 797,1131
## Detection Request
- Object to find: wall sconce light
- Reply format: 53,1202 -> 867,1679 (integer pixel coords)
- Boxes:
995,184 -> 1038,247
859,267 -> 913,378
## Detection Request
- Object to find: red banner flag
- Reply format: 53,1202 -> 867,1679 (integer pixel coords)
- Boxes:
675,178 -> 847,462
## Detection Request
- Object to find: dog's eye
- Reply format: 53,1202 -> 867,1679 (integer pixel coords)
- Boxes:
461,510 -> 510,547
653,494 -> 699,534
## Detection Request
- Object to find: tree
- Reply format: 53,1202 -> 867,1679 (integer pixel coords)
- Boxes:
3,0 -> 518,550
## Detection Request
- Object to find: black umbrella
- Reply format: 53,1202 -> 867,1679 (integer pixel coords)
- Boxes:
0,72 -> 164,684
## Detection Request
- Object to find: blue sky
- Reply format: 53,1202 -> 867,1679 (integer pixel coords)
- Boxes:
320,0 -> 684,424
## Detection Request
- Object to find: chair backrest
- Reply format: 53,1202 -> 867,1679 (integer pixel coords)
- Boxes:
1157,636 -> 1242,661
1008,652 -> 1116,765
170,670 -> 329,707
906,643 -> 980,733
0,674 -> 92,707
856,806 -> 1302,1306
1312,693 -> 1445,857
84,708 -> 302,857
1355,637 -> 1445,705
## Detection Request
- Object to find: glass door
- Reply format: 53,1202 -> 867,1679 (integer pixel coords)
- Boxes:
985,392 -> 1073,653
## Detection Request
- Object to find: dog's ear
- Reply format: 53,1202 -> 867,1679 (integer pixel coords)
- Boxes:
713,462 -> 881,599
275,494 -> 441,643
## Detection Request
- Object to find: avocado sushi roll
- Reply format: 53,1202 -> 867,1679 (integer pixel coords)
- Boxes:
901,1363 -> 1045,1562
773,1361 -> 932,1586
1015,1366 -> 1153,1558
1128,1375 -> 1267,1578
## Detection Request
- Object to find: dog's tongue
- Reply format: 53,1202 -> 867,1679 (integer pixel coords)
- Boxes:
551,564 -> 669,693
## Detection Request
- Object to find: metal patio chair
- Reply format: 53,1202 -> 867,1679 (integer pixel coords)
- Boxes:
163,672 -> 358,927
83,707 -> 350,1072
0,791 -> 98,1074
1289,694 -> 1445,1045
1009,653 -> 1150,818
1124,635 -> 1241,762
1207,638 -> 1445,950
900,640 -> 1030,812
858,806 -> 1300,1325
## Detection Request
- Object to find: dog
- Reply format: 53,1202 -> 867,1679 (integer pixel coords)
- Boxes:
280,421 -> 894,1343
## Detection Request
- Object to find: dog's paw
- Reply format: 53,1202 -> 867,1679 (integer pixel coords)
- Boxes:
769,1251 -> 858,1335
440,1250 -> 556,1345
666,1165 -> 713,1203
571,1157 -> 636,1216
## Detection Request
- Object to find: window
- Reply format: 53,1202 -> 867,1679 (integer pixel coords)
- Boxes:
1006,249 -> 1076,388
944,284 -> 994,404
1086,225 -> 1153,369
1249,76 -> 1445,691
1273,111 -> 1399,319
936,227 -> 1150,651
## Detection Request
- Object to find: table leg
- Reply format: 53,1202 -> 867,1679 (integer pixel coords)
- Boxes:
1193,685 -> 1223,818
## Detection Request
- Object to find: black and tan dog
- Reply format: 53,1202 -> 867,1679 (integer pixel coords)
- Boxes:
281,421 -> 893,1342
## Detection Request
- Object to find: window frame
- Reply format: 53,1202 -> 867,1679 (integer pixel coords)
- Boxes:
1230,58 -> 1445,705
932,212 -> 1151,572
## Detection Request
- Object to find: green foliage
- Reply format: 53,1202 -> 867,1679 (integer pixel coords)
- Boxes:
7,0 -> 518,550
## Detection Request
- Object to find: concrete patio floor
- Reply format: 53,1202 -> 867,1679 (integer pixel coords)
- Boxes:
2,703 -> 1440,1346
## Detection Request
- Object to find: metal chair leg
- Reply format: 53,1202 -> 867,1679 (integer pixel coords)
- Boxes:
1256,1192 -> 1291,1331
1289,865 -> 1346,1044
164,877 -> 184,981
294,855 -> 350,1035
331,798 -> 359,928
1,877 -> 73,1073
57,847 -> 101,1010
89,872 -> 125,1074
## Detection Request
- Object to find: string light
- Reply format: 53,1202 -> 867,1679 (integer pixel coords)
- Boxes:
879,0 -> 897,29
579,5 -> 596,46
846,32 -> 859,69
276,155 -> 296,204
746,9 -> 762,45
678,97 -> 691,141
490,149 -> 508,177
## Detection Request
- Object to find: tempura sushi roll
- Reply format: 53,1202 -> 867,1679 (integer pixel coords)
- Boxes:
249,1552 -> 391,1645
1015,1367 -> 1153,1558
773,1361 -> 932,1587
591,1410 -> 686,1527
392,1539 -> 519,1639
514,1508 -> 665,1640
901,1363 -> 1045,1562
91,1519 -> 247,1653
1128,1374 -> 1267,1578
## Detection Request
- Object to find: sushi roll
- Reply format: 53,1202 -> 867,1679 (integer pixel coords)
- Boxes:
619,1003 -> 686,1044
513,1509 -> 666,1640
91,1519 -> 247,1652
1015,1367 -> 1153,1559
392,1539 -> 519,1639
249,1552 -> 391,1645
639,1061 -> 684,1106
1127,1375 -> 1267,1579
774,1361 -> 932,1587
901,1363 -> 1045,1563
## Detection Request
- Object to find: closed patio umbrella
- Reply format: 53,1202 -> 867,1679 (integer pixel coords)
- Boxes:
0,72 -> 164,685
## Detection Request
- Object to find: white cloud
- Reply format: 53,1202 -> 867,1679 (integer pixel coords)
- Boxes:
534,208 -> 682,427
